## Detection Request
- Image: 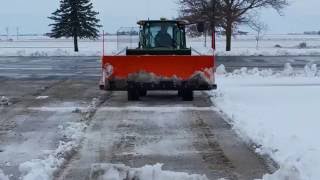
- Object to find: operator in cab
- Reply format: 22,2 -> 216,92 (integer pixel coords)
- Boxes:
155,24 -> 173,48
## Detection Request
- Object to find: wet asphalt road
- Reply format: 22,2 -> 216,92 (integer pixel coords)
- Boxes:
56,91 -> 269,180
0,55 -> 318,179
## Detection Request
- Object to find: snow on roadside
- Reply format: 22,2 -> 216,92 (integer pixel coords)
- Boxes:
90,163 -> 209,180
0,169 -> 9,180
216,64 -> 227,75
216,62 -> 318,78
215,49 -> 320,56
211,64 -> 320,180
0,48 -> 102,57
190,44 -> 320,56
304,63 -> 318,77
19,98 -> 101,180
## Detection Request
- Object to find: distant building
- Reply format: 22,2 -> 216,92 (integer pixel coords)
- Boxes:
236,31 -> 249,35
303,31 -> 320,35
216,30 -> 248,35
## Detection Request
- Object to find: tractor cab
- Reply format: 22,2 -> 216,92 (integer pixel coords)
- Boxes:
126,19 -> 192,55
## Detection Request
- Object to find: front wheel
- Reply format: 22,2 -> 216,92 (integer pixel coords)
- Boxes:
182,89 -> 194,101
140,89 -> 147,96
128,89 -> 140,101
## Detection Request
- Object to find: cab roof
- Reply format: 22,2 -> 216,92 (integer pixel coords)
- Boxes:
137,20 -> 189,26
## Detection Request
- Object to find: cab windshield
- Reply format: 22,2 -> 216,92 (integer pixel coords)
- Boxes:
141,22 -> 186,49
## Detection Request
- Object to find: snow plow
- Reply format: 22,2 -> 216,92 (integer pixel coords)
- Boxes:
100,19 -> 217,101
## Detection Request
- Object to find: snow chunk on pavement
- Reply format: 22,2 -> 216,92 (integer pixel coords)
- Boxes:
36,96 -> 49,100
0,169 -> 9,180
0,96 -> 11,106
90,163 -> 208,180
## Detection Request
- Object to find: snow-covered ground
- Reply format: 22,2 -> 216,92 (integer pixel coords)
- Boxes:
1,34 -> 320,56
191,34 -> 320,56
211,64 -> 320,180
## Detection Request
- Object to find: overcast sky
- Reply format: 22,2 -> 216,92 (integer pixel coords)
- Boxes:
0,0 -> 319,34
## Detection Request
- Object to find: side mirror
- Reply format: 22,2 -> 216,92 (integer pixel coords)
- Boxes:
197,22 -> 205,33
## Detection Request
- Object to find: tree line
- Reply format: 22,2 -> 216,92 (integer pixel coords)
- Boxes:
48,0 -> 289,52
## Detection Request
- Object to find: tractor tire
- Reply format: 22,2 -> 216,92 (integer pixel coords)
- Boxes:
128,89 -> 140,101
140,89 -> 147,96
182,89 -> 194,101
99,85 -> 105,91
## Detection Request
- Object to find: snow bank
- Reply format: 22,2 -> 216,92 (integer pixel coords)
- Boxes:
215,49 -> 320,56
211,65 -> 320,180
282,63 -> 294,76
0,169 -> 9,180
215,62 -> 319,78
191,44 -> 320,56
304,63 -> 318,77
19,98 -> 101,180
90,163 -> 208,180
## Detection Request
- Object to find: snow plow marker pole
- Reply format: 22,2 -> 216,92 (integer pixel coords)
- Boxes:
102,30 -> 105,56
212,31 -> 216,50
212,30 -> 216,86
100,30 -> 106,90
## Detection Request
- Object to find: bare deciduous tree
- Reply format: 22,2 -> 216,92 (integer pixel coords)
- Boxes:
248,16 -> 268,49
219,0 -> 288,51
179,0 -> 289,51
179,0 -> 222,36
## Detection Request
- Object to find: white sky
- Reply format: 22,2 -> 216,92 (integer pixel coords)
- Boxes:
0,0 -> 319,34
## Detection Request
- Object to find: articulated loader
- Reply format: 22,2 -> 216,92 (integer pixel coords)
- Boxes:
100,19 -> 217,101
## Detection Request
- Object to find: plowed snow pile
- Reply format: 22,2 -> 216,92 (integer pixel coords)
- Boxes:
211,64 -> 320,180
90,163 -> 208,180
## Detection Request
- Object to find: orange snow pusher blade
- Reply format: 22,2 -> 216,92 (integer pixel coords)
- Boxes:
99,55 -> 217,91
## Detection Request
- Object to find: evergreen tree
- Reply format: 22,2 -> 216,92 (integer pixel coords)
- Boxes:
49,0 -> 101,52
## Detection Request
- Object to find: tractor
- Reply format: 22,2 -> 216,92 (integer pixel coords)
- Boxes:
100,19 -> 217,101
